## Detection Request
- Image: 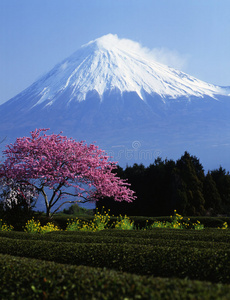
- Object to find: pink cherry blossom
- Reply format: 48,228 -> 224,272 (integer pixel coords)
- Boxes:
0,129 -> 135,217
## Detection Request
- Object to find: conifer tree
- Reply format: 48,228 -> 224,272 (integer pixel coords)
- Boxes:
203,172 -> 222,215
175,152 -> 205,215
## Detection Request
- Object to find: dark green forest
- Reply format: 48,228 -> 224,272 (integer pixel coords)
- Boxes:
97,151 -> 230,217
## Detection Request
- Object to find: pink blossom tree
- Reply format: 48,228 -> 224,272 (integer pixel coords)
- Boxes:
0,129 -> 135,217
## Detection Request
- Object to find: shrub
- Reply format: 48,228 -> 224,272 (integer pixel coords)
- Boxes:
0,219 -> 13,231
149,211 -> 205,230
66,208 -> 111,232
24,218 -> 60,234
114,215 -> 134,230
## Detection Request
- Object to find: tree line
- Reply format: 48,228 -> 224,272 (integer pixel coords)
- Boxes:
96,151 -> 230,216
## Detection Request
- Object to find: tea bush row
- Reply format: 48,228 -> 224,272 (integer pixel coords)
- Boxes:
2,227 -> 230,243
1,236 -> 230,283
1,230 -> 230,250
2,253 -> 230,300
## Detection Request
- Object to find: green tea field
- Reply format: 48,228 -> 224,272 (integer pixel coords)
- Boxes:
1,226 -> 230,299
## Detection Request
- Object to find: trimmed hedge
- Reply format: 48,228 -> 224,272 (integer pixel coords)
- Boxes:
1,235 -> 230,283
1,254 -> 230,300
2,227 -> 230,242
1,229 -> 230,250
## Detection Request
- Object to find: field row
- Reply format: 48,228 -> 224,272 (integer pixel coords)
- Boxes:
1,227 -> 230,242
1,253 -> 230,300
1,229 -> 230,283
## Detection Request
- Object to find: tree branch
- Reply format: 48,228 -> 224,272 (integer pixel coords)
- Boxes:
40,186 -> 49,212
49,181 -> 65,207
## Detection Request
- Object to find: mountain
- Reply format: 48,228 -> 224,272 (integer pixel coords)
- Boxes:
0,34 -> 230,171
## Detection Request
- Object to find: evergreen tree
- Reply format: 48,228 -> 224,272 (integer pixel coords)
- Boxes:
211,167 -> 230,214
96,152 -> 230,217
203,172 -> 222,215
175,152 -> 205,215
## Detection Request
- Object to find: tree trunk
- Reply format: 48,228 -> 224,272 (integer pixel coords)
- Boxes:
40,187 -> 52,218
46,207 -> 51,218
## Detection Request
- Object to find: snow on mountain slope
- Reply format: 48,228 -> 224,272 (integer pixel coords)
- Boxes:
1,34 -> 230,173
17,34 -> 225,109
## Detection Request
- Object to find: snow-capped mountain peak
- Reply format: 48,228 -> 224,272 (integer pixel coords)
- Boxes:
1,34 -> 230,174
12,34 -> 228,108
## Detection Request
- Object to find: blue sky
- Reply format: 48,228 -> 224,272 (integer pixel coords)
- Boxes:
1,0 -> 230,104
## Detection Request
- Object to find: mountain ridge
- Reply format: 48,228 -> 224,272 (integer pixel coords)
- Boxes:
0,34 -> 230,171
4,34 -> 228,110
